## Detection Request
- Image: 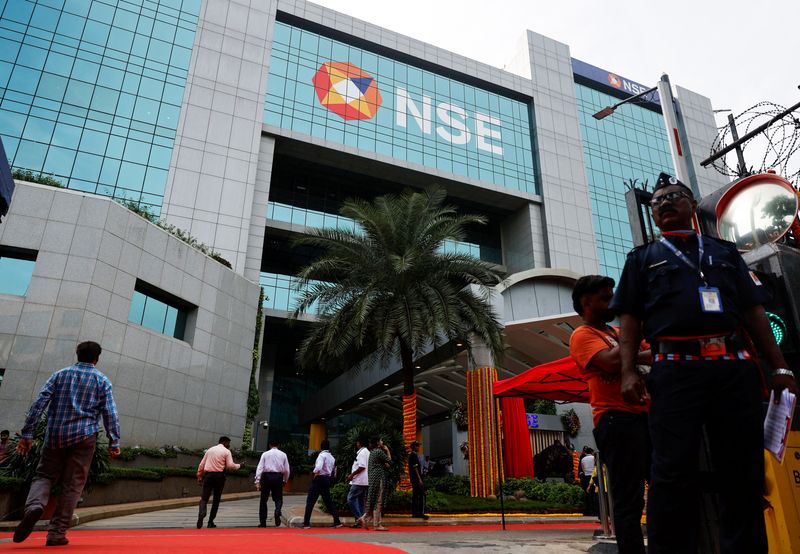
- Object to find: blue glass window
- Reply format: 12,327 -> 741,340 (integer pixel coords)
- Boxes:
0,0 -> 201,211
264,21 -> 536,195
128,282 -> 191,340
0,248 -> 37,296
574,82 -> 674,279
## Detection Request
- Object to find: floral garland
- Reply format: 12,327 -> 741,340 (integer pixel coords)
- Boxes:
452,401 -> 468,431
459,440 -> 469,460
561,408 -> 581,438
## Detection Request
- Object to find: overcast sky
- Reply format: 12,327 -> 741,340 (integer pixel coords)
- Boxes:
310,0 -> 799,172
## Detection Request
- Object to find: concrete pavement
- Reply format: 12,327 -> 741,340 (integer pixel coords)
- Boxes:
68,496 -> 612,554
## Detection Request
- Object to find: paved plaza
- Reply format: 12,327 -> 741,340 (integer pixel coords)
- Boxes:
0,496 -> 610,553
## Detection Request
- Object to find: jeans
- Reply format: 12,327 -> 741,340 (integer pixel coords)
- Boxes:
303,475 -> 340,526
25,434 -> 97,541
198,472 -> 226,524
347,484 -> 368,519
646,359 -> 766,554
593,411 -> 650,554
258,473 -> 284,525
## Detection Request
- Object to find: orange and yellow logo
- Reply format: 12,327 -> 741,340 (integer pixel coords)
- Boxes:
312,62 -> 382,121
607,73 -> 622,89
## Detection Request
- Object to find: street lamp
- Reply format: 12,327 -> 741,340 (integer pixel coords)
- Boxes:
592,86 -> 658,120
593,74 -> 698,196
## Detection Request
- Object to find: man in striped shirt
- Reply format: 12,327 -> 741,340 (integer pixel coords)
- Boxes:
13,341 -> 121,547
302,439 -> 342,529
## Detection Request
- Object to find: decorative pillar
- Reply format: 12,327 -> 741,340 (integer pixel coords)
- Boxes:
399,391 -> 417,491
308,422 -> 326,451
466,367 -> 503,497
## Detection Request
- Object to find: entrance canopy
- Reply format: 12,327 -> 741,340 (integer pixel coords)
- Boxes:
493,357 -> 589,403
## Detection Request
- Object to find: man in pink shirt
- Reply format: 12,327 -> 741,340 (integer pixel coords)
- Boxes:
196,436 -> 241,529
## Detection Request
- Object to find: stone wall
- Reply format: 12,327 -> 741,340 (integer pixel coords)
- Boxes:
0,182 -> 260,447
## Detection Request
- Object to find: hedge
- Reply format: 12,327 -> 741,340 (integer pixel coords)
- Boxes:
0,476 -> 25,491
501,477 -> 584,506
320,483 -> 448,514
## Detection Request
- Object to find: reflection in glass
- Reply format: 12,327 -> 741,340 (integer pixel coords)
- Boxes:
718,182 -> 798,251
128,289 -> 187,340
0,256 -> 36,296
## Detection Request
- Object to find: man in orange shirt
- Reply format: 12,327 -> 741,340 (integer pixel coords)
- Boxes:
196,436 -> 242,529
569,275 -> 652,554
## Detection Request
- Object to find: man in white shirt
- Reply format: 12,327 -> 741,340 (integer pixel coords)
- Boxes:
301,439 -> 343,529
254,439 -> 290,527
196,436 -> 241,529
345,435 -> 369,527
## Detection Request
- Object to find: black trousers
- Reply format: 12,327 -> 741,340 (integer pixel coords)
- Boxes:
198,472 -> 226,524
303,475 -> 340,525
259,473 -> 284,525
411,482 -> 425,516
593,411 -> 650,554
646,359 -> 766,554
580,474 -> 598,516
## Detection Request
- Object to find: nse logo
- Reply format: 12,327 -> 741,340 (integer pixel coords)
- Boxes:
312,61 -> 505,156
312,62 -> 382,121
607,72 -> 651,95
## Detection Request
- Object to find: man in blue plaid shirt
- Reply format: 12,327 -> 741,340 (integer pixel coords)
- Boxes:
13,341 -> 121,547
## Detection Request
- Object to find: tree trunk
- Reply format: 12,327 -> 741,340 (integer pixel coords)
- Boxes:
399,341 -> 416,492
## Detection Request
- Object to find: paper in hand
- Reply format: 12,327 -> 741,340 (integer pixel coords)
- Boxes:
764,389 -> 796,463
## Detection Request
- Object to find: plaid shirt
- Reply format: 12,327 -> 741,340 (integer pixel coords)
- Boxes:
22,362 -> 121,449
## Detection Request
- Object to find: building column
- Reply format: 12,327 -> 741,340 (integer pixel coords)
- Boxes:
466,367 -> 502,497
308,422 -> 326,451
161,0 -> 279,275
509,31 -> 599,275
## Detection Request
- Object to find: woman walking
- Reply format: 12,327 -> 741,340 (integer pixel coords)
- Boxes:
362,436 -> 392,531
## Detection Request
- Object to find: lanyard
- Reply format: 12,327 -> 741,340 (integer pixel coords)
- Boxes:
659,235 -> 707,285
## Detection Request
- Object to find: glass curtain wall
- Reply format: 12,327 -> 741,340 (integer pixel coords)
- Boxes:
574,83 -> 674,278
0,0 -> 201,212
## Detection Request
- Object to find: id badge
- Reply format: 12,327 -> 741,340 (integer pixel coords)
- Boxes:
699,286 -> 723,313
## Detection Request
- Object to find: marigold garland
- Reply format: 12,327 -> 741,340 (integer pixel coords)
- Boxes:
466,367 -> 503,497
399,391 -> 417,492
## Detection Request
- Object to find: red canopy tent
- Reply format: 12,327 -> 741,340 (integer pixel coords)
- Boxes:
493,357 -> 589,403
490,357 -> 589,529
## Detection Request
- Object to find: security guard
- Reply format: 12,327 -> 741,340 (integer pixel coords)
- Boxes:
610,172 -> 798,554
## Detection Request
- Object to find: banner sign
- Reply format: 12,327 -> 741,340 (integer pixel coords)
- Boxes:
571,58 -> 660,104
265,22 -> 537,194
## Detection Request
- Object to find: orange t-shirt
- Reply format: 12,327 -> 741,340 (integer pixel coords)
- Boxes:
569,325 -> 649,426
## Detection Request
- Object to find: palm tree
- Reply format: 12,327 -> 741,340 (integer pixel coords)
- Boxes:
292,187 -> 505,486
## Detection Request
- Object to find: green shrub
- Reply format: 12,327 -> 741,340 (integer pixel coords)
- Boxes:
117,446 -> 180,461
332,417 -> 404,487
11,169 -> 64,188
104,467 -> 161,481
319,482 -> 447,514
542,482 -> 585,506
0,416 -> 111,494
425,475 -> 470,496
281,440 -> 313,476
501,477 -> 583,508
0,475 -> 25,491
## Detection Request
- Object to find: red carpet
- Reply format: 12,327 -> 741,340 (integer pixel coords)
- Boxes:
0,524 -> 599,552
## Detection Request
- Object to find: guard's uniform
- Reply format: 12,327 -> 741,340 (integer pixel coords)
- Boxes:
610,232 -> 768,554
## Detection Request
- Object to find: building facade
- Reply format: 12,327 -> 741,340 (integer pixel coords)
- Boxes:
0,0 -> 727,451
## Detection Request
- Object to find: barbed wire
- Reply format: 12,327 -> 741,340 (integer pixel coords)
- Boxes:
710,101 -> 800,187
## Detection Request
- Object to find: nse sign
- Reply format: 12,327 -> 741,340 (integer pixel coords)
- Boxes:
312,61 -> 506,156
265,22 -> 536,193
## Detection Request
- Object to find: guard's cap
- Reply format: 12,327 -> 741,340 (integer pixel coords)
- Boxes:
653,172 -> 693,196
